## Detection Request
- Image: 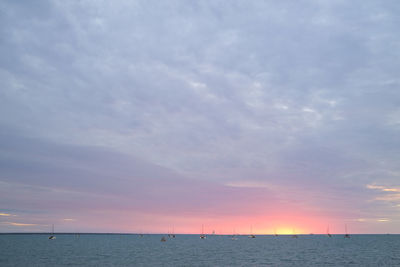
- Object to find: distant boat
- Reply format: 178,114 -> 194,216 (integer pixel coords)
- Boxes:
161,236 -> 166,242
344,224 -> 350,238
48,224 -> 56,240
231,229 -> 238,240
292,229 -> 298,238
168,227 -> 176,238
200,224 -> 206,239
248,226 -> 256,238
274,229 -> 278,237
327,226 -> 332,237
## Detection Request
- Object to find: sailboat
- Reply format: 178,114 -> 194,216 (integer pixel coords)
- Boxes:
231,228 -> 238,240
327,225 -> 332,237
248,226 -> 256,238
344,224 -> 350,238
161,236 -> 167,242
200,224 -> 206,239
48,224 -> 56,240
274,229 -> 278,237
292,229 -> 298,238
168,227 -> 176,238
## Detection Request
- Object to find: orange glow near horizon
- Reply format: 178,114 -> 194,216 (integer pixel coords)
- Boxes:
40,204 -> 342,234
3,208 -> 352,234
120,211 -> 334,235
274,228 -> 301,235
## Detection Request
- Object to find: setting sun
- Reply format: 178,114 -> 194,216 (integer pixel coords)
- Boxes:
274,228 -> 302,235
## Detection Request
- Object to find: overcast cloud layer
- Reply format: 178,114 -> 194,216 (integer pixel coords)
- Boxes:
1,0 -> 400,233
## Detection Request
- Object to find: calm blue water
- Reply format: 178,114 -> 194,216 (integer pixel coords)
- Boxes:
1,234 -> 400,266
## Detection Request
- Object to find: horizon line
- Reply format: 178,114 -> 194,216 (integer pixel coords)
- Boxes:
0,232 -> 398,235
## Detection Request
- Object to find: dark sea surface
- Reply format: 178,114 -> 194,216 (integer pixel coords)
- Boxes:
1,234 -> 400,266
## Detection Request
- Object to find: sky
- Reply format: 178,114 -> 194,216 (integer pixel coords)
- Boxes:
1,0 -> 400,234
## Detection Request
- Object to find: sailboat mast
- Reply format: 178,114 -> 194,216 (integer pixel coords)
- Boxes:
200,224 -> 206,239
48,224 -> 56,239
344,224 -> 350,238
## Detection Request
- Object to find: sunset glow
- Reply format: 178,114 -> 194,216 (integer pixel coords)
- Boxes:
274,228 -> 298,236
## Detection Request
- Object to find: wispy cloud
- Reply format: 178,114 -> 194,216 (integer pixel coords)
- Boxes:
375,194 -> 400,202
367,184 -> 400,202
367,184 -> 400,192
225,181 -> 273,189
3,222 -> 37,226
377,218 -> 390,222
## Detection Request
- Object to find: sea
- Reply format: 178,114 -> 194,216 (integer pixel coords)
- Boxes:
1,234 -> 400,266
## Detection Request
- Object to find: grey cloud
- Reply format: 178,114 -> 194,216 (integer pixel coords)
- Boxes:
1,0 -> 400,231
0,131 -> 284,221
